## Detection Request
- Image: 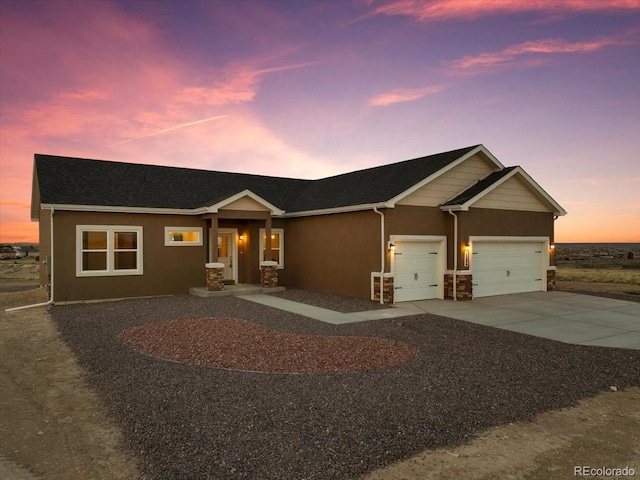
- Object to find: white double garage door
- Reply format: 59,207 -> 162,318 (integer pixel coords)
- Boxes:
392,236 -> 548,302
471,238 -> 548,298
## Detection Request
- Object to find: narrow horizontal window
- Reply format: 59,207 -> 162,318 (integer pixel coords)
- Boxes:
165,227 -> 203,246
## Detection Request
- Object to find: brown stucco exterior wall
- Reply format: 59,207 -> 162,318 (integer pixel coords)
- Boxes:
457,208 -> 555,269
275,210 -> 381,298
385,205 -> 453,269
38,208 -> 52,291
51,211 -> 207,302
44,205 -> 557,303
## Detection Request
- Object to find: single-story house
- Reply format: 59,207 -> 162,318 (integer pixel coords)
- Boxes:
30,144 -> 566,303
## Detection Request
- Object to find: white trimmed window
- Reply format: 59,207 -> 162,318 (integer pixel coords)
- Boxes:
76,226 -> 143,276
259,228 -> 284,269
165,227 -> 203,246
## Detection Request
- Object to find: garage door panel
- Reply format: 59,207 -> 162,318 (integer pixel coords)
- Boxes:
395,284 -> 439,302
395,256 -> 437,272
395,272 -> 436,288
394,240 -> 441,302
473,241 -> 544,298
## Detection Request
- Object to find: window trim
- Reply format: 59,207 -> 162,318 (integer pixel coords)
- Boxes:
259,228 -> 284,269
76,225 -> 144,277
164,226 -> 203,246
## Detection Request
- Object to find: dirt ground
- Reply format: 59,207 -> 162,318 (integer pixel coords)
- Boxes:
0,289 -> 140,480
1,279 -> 639,479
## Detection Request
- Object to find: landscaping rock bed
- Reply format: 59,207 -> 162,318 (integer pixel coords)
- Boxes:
52,294 -> 640,480
120,318 -> 418,373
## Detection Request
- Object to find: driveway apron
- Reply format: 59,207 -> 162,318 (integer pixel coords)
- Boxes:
404,291 -> 640,350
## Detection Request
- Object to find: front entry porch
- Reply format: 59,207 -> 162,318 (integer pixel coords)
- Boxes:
198,190 -> 285,292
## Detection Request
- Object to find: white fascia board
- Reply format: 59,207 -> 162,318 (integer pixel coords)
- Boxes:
206,189 -> 285,215
41,189 -> 287,217
385,145 -> 504,207
278,202 -> 389,218
511,167 -> 567,216
41,203 -> 199,215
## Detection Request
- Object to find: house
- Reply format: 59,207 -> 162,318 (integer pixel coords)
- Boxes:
30,145 -> 566,303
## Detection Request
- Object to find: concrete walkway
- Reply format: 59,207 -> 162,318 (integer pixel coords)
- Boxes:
239,291 -> 640,350
236,294 -> 418,325
403,291 -> 640,350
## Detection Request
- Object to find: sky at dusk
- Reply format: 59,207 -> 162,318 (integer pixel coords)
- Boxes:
1,0 -> 639,243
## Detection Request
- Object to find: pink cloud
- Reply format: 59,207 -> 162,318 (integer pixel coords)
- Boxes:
0,2 -> 326,242
448,31 -> 636,73
369,85 -> 445,107
176,62 -> 318,106
369,0 -> 640,22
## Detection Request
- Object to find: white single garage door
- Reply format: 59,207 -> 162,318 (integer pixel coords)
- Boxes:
394,241 -> 440,302
473,241 -> 544,298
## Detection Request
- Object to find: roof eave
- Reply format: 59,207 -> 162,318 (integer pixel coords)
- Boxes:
279,202 -> 390,218
40,203 -> 201,215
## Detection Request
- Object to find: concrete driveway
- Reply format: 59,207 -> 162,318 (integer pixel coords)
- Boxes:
403,291 -> 640,350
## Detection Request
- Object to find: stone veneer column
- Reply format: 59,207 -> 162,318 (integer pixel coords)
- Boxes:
205,262 -> 225,291
455,273 -> 473,300
547,268 -> 556,291
373,274 -> 394,304
444,272 -> 473,300
260,261 -> 278,288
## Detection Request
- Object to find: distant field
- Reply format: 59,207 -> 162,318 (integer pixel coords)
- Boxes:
556,266 -> 640,285
555,244 -> 640,286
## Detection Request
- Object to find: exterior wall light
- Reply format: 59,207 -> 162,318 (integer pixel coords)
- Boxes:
388,242 -> 395,251
463,243 -> 470,268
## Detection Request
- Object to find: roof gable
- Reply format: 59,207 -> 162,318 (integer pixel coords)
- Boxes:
441,166 -> 566,216
207,190 -> 284,215
387,145 -> 503,207
396,149 -> 500,207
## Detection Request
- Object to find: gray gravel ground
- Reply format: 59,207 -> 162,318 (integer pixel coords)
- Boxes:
52,294 -> 640,480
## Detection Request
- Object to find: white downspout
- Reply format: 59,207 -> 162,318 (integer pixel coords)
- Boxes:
5,207 -> 54,312
448,208 -> 458,301
373,206 -> 385,304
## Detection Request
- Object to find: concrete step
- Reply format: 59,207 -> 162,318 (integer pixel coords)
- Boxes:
190,285 -> 286,298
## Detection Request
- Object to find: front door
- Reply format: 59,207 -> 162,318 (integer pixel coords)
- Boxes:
210,228 -> 237,283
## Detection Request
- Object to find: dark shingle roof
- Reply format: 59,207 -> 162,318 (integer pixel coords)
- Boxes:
34,156 -> 311,210
34,145 -> 480,213
441,166 -> 517,207
287,145 -> 478,212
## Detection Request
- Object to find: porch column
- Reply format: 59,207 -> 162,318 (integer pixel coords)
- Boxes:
264,215 -> 272,262
210,214 -> 219,262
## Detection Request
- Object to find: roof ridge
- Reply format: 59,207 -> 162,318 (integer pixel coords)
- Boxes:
313,145 -> 481,182
34,154 -> 311,183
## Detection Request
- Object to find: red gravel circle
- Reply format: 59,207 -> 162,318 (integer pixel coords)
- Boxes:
119,318 -> 419,374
